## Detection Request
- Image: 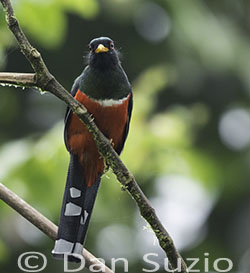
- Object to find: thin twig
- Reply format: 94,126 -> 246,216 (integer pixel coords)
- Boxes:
0,183 -> 114,273
0,72 -> 36,87
0,0 -> 188,272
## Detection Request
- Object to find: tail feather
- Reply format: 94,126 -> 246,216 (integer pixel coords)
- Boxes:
52,154 -> 100,262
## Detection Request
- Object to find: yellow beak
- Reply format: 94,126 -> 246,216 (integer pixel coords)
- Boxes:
95,44 -> 109,54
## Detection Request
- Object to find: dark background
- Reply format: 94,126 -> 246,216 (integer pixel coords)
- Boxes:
1,0 -> 250,272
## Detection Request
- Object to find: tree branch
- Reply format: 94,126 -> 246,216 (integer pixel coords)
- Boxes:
0,72 -> 36,87
0,0 -> 188,272
0,183 -> 114,273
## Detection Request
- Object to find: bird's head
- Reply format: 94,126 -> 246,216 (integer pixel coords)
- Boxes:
88,37 -> 120,69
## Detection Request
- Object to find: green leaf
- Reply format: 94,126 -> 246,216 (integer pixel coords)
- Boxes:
16,1 -> 66,48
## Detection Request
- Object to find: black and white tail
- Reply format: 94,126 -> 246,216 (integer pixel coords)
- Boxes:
52,154 -> 100,262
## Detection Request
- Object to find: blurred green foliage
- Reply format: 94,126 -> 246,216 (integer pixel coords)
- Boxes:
1,0 -> 250,272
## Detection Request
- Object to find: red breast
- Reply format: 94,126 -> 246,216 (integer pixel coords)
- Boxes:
67,89 -> 130,186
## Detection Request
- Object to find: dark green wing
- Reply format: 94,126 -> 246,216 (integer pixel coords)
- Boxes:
116,91 -> 133,155
64,74 -> 84,151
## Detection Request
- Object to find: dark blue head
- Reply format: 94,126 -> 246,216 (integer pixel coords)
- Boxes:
88,37 -> 120,69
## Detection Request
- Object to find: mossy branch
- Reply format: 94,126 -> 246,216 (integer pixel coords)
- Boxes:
0,0 -> 188,272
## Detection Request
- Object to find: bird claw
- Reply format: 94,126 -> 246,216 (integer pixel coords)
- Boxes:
110,138 -> 115,147
103,160 -> 109,173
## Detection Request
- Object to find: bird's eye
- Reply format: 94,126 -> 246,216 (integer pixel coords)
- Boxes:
110,42 -> 114,49
89,45 -> 93,51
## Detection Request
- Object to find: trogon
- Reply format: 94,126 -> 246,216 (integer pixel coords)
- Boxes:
52,37 -> 133,262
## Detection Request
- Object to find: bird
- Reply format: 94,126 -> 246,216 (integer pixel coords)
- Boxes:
52,37 -> 133,262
